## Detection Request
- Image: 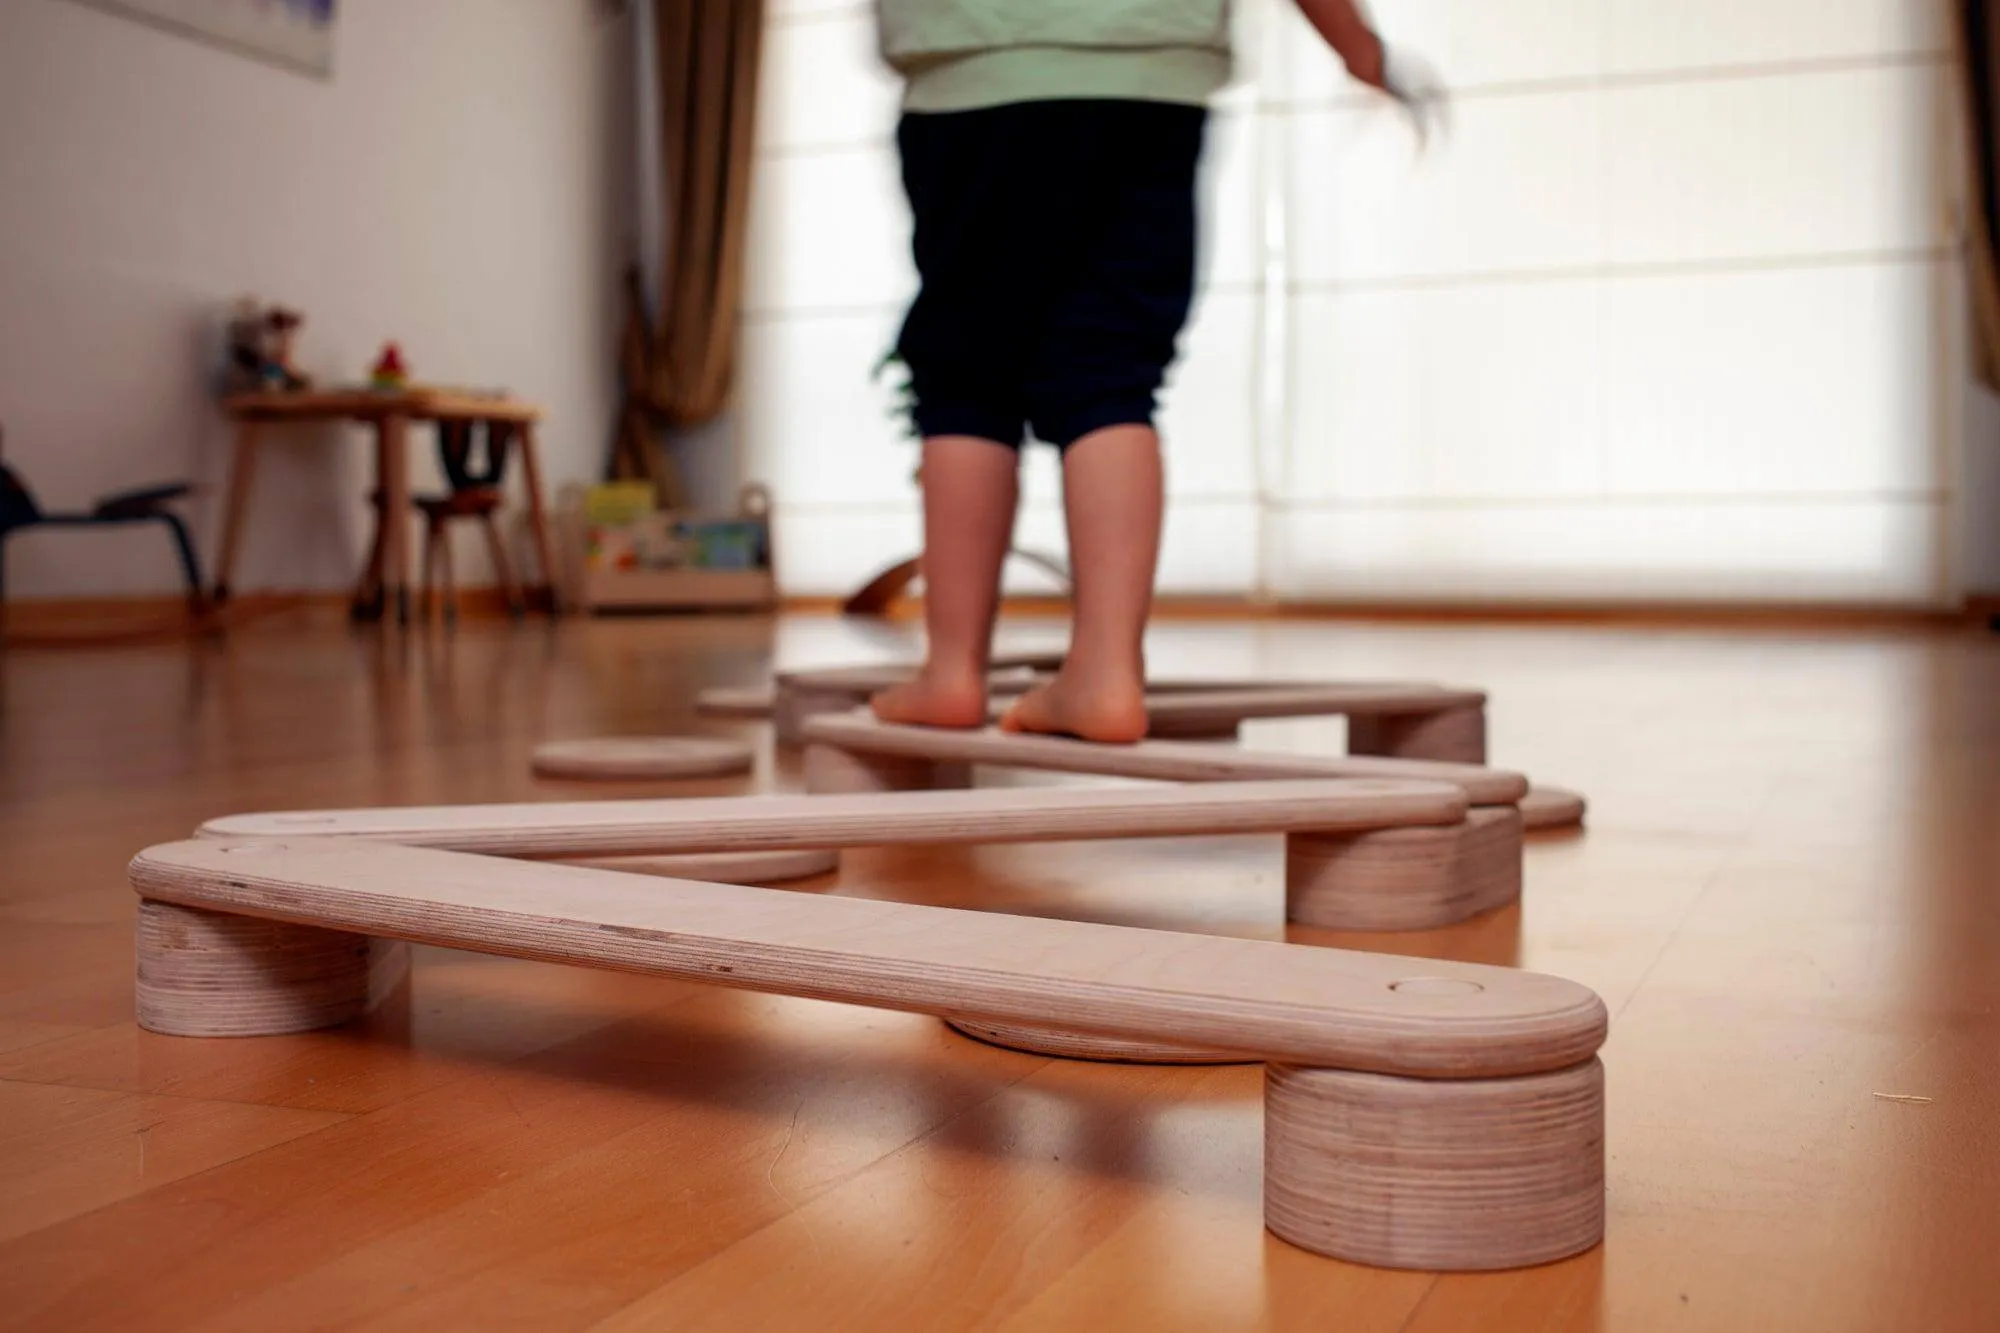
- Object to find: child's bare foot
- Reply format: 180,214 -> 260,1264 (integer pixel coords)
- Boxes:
998,665 -> 1149,744
870,670 -> 989,730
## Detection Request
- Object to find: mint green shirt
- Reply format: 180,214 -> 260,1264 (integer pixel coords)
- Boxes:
877,0 -> 1233,112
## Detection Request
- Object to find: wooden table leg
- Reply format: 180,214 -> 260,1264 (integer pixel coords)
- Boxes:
516,422 -> 560,614
211,421 -> 261,605
381,414 -> 412,626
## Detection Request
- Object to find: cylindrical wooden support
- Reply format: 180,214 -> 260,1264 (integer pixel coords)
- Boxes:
1347,704 -> 1487,764
803,743 -> 969,795
1264,1057 -> 1605,1270
1144,717 -> 1243,742
945,1017 -> 1247,1065
1285,807 -> 1522,932
135,900 -> 408,1037
774,685 -> 863,747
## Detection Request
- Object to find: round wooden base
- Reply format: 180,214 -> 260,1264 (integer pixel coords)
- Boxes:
135,900 -> 408,1037
945,1017 -> 1248,1064
773,686 -> 863,747
1285,807 -> 1522,931
1264,1058 -> 1605,1270
566,848 -> 839,885
1347,704 -> 1487,765
1520,785 -> 1587,831
530,736 -> 754,781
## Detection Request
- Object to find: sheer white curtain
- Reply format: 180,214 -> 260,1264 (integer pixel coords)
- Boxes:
743,0 -> 1958,606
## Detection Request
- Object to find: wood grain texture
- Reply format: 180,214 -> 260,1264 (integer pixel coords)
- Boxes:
135,901 -> 408,1038
203,779 -> 1468,860
803,712 -> 1530,806
129,838 -> 1607,1077
1286,808 -> 1524,932
8,612 -> 1995,1326
562,849 -> 838,884
1348,704 -> 1489,765
528,736 -> 754,781
1264,1058 -> 1606,1270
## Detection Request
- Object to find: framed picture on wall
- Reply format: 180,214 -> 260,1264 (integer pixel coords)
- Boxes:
65,0 -> 337,78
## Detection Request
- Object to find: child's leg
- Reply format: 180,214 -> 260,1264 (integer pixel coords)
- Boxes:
999,423 -> 1160,743
871,435 -> 1019,728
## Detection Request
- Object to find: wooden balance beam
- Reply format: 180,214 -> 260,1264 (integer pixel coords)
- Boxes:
799,712 -> 1539,931
201,780 -> 1501,1066
130,836 -> 1607,1272
199,778 -> 1468,859
757,665 -> 1490,762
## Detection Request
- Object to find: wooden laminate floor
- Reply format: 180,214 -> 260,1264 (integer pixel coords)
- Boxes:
1,611 -> 1995,1331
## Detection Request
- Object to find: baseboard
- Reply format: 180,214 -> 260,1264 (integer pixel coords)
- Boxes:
2,584 -> 557,641
789,591 -> 1993,630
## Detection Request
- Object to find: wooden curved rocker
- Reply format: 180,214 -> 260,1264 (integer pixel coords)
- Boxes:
131,835 -> 1606,1271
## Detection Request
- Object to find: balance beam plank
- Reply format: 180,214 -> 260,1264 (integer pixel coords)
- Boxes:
132,838 -> 1599,1075
130,838 -> 1606,1270
801,713 -> 1529,807
199,779 -> 1467,861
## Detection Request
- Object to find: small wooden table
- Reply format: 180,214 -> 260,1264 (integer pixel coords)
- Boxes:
216,389 -> 558,623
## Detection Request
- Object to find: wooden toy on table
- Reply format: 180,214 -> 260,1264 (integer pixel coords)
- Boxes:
130,835 -> 1607,1272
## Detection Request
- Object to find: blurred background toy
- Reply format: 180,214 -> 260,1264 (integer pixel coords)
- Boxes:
224,298 -> 312,392
369,341 -> 409,391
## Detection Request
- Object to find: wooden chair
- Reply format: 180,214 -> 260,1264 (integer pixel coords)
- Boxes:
0,425 -> 204,629
357,420 -> 524,622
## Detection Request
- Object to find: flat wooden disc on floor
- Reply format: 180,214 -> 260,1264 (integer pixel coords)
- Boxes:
696,685 -> 776,719
565,848 -> 838,884
945,1018 -> 1250,1065
530,736 -> 755,781
1520,785 -> 1587,830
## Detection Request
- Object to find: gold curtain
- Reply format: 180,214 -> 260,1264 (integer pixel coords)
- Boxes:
1957,1 -> 2000,390
616,0 -> 764,504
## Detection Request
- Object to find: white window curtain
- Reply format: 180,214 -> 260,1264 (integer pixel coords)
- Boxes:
742,0 -> 1958,607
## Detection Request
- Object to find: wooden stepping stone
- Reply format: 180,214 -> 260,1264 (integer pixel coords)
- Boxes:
530,736 -> 753,781
130,836 -> 1608,1272
1521,785 -> 1588,831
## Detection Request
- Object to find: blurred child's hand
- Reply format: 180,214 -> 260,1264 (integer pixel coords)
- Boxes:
1382,45 -> 1449,149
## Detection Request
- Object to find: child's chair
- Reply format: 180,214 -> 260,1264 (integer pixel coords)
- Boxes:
0,425 -> 205,629
358,419 -> 524,624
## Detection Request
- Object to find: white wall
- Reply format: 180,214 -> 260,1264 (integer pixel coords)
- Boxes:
0,0 -> 632,599
745,0 -> 1961,606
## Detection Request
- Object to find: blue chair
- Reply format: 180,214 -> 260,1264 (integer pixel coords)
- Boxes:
0,427 -> 205,621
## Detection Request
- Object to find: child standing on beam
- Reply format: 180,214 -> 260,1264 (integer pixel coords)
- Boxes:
870,0 -> 1445,742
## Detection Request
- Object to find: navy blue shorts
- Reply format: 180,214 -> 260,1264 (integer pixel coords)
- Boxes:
892,99 -> 1208,451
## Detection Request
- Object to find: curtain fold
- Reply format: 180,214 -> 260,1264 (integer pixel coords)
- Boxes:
1957,1 -> 2000,390
617,0 -> 764,501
